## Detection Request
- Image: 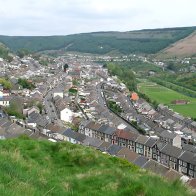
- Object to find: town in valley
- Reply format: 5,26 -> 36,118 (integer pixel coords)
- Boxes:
0,50 -> 196,188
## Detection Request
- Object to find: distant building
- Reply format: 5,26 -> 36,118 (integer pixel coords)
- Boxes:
171,100 -> 189,105
159,130 -> 181,148
131,92 -> 139,101
0,97 -> 10,106
60,108 -> 73,123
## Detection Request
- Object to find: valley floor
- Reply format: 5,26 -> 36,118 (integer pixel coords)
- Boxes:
138,81 -> 196,118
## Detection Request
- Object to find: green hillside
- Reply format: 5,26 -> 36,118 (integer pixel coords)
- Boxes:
0,136 -> 193,196
0,26 -> 195,54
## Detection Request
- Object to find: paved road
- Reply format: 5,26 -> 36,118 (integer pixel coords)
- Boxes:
96,82 -> 139,133
43,72 -> 67,126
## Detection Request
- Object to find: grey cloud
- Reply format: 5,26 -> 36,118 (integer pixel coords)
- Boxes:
0,0 -> 195,35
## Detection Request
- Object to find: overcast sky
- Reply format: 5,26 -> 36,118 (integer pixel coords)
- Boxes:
0,0 -> 195,36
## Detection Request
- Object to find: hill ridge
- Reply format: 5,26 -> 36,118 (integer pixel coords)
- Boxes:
0,26 -> 195,55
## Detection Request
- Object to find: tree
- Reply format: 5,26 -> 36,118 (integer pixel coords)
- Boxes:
17,49 -> 30,58
64,63 -> 69,72
0,78 -> 12,89
4,99 -> 24,119
64,64 -> 69,69
18,78 -> 35,90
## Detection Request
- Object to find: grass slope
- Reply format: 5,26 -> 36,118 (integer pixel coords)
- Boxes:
138,81 -> 196,118
0,26 -> 195,54
0,136 -> 192,196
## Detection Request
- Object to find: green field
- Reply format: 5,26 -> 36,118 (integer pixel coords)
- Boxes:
0,136 -> 192,196
138,81 -> 196,118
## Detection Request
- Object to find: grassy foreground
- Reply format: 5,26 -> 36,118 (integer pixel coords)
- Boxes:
138,81 -> 196,118
0,136 -> 193,196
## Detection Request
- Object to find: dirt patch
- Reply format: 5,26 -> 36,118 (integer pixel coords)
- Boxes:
158,31 -> 196,58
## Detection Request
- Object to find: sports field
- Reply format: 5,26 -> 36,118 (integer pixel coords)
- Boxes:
138,81 -> 196,118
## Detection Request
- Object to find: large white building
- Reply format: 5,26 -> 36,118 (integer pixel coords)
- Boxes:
60,108 -> 73,123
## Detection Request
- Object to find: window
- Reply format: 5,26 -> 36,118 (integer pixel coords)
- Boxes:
189,170 -> 194,177
194,171 -> 196,178
182,167 -> 187,174
153,154 -> 157,159
183,162 -> 187,167
172,163 -> 177,170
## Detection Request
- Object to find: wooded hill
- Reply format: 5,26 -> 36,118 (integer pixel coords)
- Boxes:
0,26 -> 195,55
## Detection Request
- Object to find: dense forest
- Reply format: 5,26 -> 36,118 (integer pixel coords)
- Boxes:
0,26 -> 195,55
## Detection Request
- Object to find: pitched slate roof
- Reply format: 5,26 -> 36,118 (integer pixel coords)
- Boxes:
63,128 -> 86,142
97,141 -> 112,152
1,121 -> 13,130
143,159 -> 168,176
86,121 -> 101,130
37,117 -> 48,128
28,111 -> 40,123
83,137 -> 103,148
182,144 -> 196,153
135,135 -> 149,145
46,123 -> 63,133
98,124 -> 109,133
144,137 -> 157,147
76,134 -> 86,143
0,119 -> 7,126
133,156 -> 149,167
80,120 -> 91,127
161,144 -> 183,158
179,151 -> 196,165
107,144 -> 123,155
104,126 -> 116,135
114,129 -> 139,141
160,130 -> 177,139
63,128 -> 78,139
156,141 -> 167,151
117,148 -> 139,162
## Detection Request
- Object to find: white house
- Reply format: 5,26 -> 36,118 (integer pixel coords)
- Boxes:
53,92 -> 64,98
2,90 -> 10,96
0,97 -> 10,106
60,108 -> 73,123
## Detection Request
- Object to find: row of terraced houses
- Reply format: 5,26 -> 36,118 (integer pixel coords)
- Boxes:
79,120 -> 196,178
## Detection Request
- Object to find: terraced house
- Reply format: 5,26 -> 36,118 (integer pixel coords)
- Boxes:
79,120 -> 196,178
